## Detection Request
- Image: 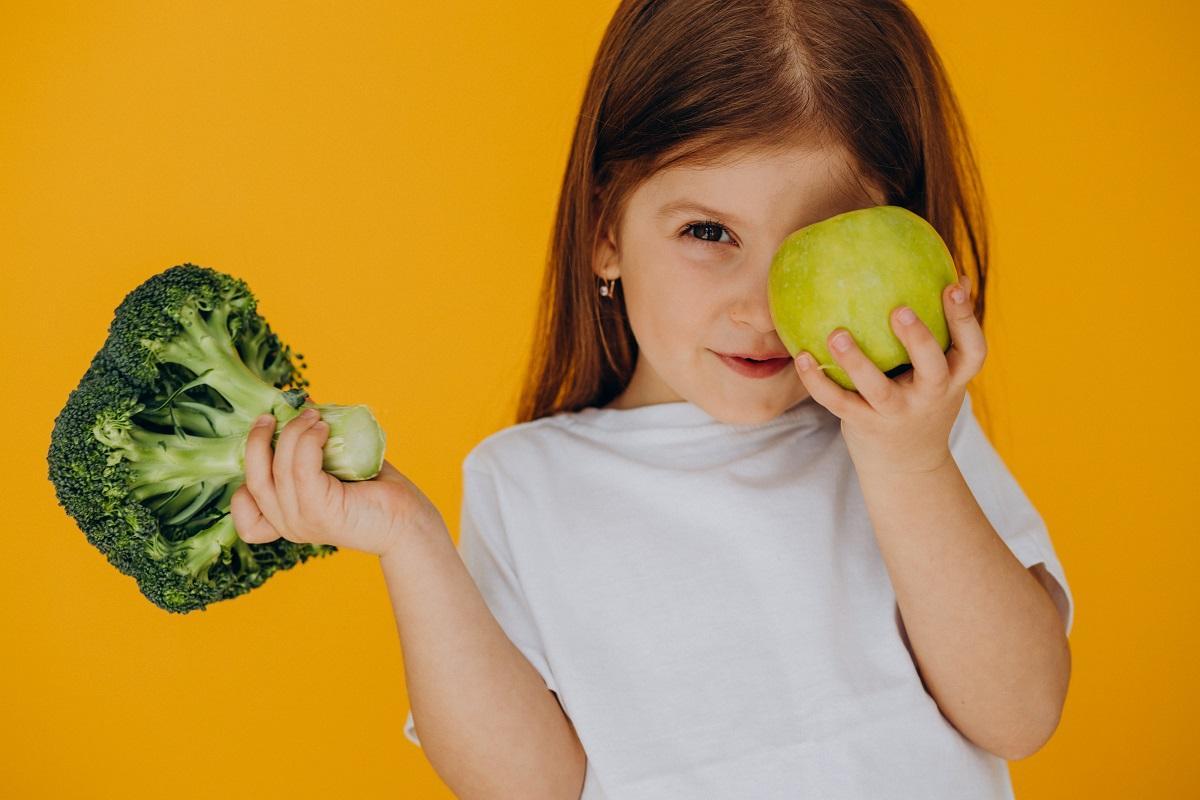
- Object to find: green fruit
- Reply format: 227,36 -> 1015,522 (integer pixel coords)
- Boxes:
768,205 -> 959,391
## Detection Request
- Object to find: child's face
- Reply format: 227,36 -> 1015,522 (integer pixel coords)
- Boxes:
595,137 -> 886,424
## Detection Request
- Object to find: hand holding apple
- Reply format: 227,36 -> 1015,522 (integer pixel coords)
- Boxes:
767,205 -> 987,475
768,205 -> 959,390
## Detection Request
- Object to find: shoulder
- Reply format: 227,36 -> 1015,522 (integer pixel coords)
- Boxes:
462,411 -> 587,476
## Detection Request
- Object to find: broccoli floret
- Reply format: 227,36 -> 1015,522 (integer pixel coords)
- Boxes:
47,263 -> 387,613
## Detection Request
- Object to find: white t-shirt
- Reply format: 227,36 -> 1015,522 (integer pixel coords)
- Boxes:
403,391 -> 1074,799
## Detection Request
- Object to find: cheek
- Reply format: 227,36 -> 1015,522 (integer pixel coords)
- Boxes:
624,262 -> 716,356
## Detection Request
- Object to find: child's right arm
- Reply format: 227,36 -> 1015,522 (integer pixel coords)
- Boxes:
381,522 -> 587,800
229,409 -> 586,800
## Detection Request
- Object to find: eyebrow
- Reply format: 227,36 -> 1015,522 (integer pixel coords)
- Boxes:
654,200 -> 747,227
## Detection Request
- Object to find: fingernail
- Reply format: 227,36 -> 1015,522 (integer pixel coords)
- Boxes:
254,414 -> 274,428
796,353 -> 813,371
301,408 -> 318,421
832,332 -> 852,352
897,307 -> 916,325
953,274 -> 971,303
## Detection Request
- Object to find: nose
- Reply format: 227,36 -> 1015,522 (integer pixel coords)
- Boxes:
728,265 -> 777,334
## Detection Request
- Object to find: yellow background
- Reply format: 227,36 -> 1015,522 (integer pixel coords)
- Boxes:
2,1 -> 1195,796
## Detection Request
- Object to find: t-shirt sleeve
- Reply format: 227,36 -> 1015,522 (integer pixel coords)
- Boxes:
404,458 -> 559,748
948,392 -> 1075,637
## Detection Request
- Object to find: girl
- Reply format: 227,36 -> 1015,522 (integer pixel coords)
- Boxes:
231,0 -> 1074,797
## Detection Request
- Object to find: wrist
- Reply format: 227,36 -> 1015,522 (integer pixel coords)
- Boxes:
379,510 -> 449,562
851,447 -> 955,479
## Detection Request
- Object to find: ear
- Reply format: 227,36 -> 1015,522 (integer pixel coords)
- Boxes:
592,223 -> 620,282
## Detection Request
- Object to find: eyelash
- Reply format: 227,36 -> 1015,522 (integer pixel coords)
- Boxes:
680,219 -> 737,248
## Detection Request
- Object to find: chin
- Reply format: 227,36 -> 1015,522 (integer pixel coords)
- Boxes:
705,398 -> 789,426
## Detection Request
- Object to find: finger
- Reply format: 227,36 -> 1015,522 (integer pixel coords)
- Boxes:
273,407 -> 321,534
293,419 -> 340,519
794,350 -> 872,420
826,328 -> 899,412
230,484 -> 281,544
242,413 -> 287,532
943,275 -> 987,384
889,305 -> 950,395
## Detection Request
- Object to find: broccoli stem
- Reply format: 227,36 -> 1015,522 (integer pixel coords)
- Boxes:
112,427 -> 244,503
293,403 -> 387,480
145,514 -> 243,582
141,399 -> 238,437
175,513 -> 240,580
156,300 -> 294,423
111,401 -> 383,508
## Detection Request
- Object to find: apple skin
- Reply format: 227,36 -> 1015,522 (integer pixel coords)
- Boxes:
767,205 -> 959,391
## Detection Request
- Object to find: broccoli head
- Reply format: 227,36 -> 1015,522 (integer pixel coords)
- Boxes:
47,263 -> 387,613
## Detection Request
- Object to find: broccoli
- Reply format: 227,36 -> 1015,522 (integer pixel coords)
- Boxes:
47,263 -> 386,613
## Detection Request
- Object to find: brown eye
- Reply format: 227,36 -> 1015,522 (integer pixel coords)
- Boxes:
683,220 -> 735,247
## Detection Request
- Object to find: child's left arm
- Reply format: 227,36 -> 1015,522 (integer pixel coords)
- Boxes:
793,274 -> 1071,762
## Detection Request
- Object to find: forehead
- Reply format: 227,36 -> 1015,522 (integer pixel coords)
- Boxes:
634,139 -> 877,224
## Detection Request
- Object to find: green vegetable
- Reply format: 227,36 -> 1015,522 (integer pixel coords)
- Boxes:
47,263 -> 386,613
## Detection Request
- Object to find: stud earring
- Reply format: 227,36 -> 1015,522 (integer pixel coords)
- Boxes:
599,277 -> 616,298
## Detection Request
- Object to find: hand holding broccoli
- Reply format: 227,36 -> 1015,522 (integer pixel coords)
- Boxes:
47,263 -> 403,613
231,409 -> 441,558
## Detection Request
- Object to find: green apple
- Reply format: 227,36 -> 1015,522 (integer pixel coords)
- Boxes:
767,205 -> 959,391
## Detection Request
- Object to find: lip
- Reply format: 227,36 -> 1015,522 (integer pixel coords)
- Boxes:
723,351 -> 790,360
713,351 -> 792,379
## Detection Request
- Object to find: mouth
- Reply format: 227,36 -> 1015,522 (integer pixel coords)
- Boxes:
712,350 -> 792,379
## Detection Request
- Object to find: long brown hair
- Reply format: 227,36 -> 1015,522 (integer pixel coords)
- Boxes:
516,0 -> 992,428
